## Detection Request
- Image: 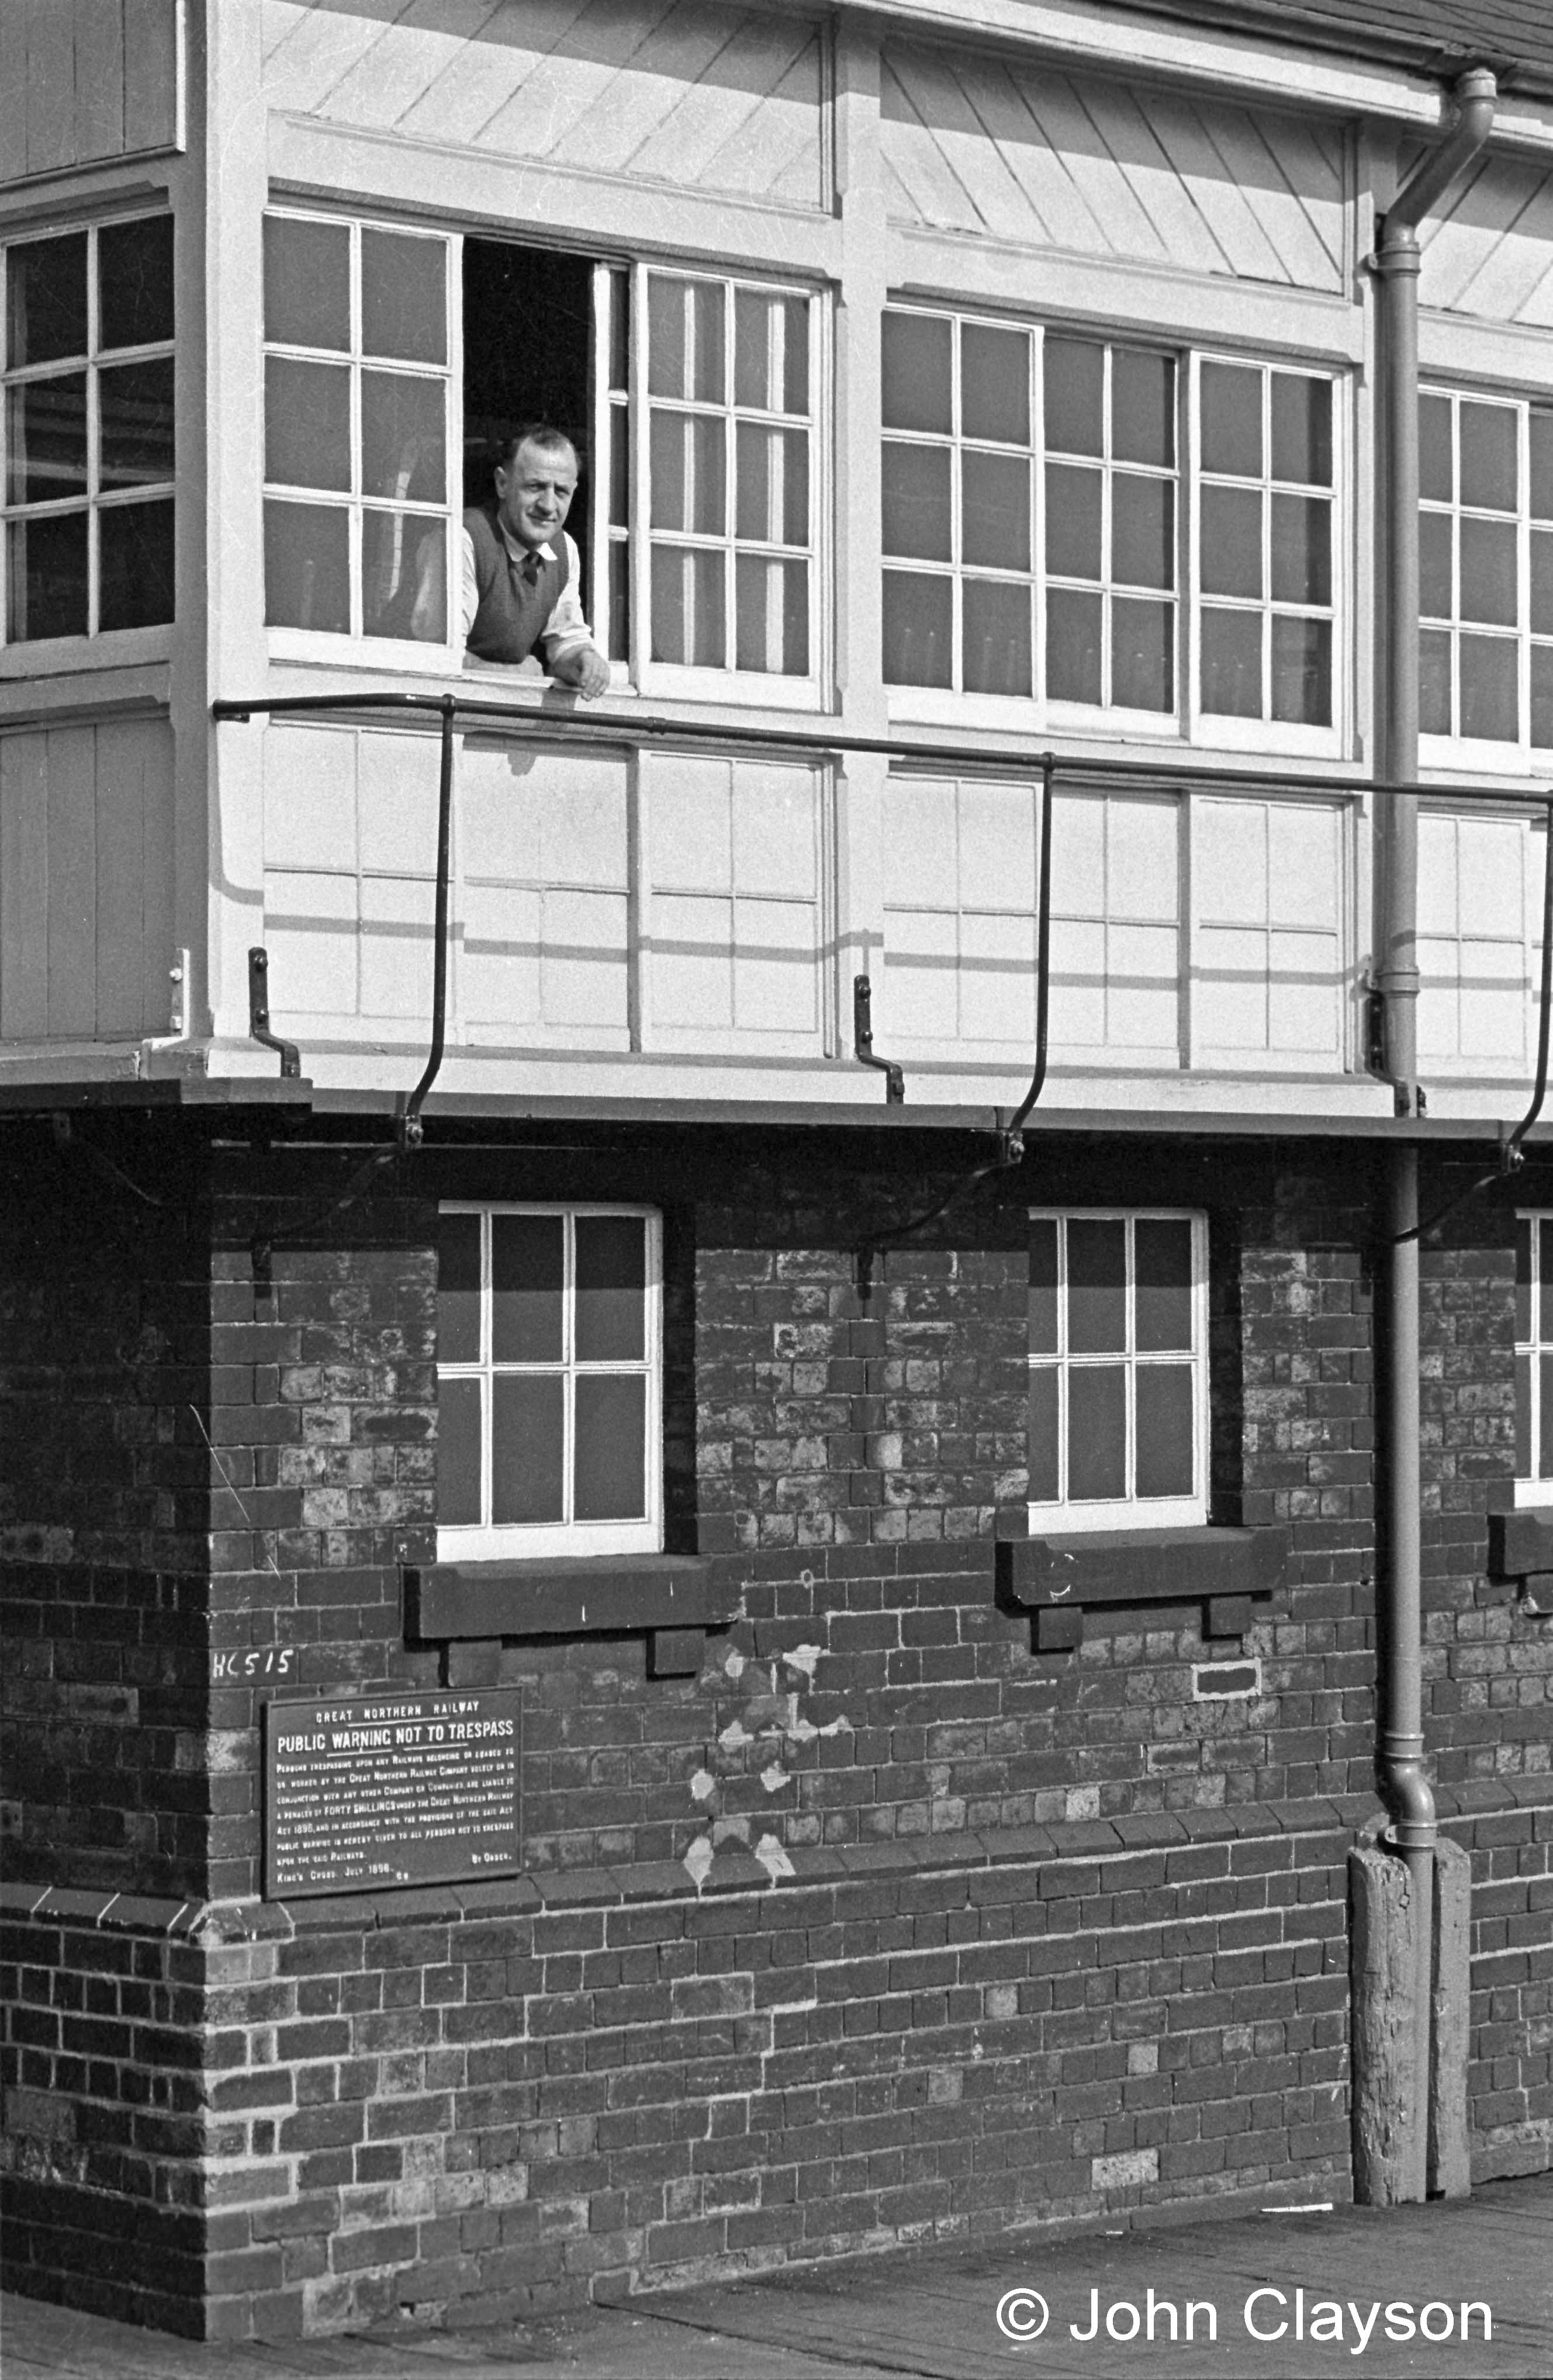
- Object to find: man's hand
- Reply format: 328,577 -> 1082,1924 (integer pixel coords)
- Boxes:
551,645 -> 612,699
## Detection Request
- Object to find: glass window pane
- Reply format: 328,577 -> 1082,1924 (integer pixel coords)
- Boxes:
1044,463 -> 1102,581
1534,647 -> 1553,750
5,511 -> 87,641
1532,412 -> 1553,521
1201,607 -> 1263,718
1420,510 -> 1452,622
1066,1218 -> 1126,1352
735,422 -> 808,547
364,510 -> 444,640
265,356 -> 351,491
492,1375 -> 565,1525
1540,1352 -> 1553,1483
1111,474 -> 1173,590
962,450 -> 1030,571
882,311 -> 952,435
1420,394 -> 1453,504
608,268 -> 629,394
1043,338 -> 1104,458
780,296 -> 809,418
734,287 -> 779,411
1030,1220 -> 1059,1352
650,409 -> 725,535
99,500 -> 175,631
1068,1366 -> 1126,1499
263,214 -> 350,351
1271,373 -> 1331,487
1420,628 -> 1452,736
437,1212 -> 482,1363
263,500 -> 350,632
608,537 -> 629,664
881,441 -> 951,562
99,358 -> 176,489
648,276 -> 724,403
360,370 -> 446,505
575,1216 -> 647,1360
882,569 -> 951,688
1112,348 -> 1174,469
961,323 -> 1029,446
575,1375 -> 647,1520
1458,515 -> 1518,626
1516,1217 -> 1532,1341
1200,484 -> 1261,601
6,232 -> 87,368
962,578 -> 1032,697
1540,1220 -> 1553,1343
1046,587 -> 1102,705
1135,1365 -> 1195,1498
1201,362 -> 1261,480
361,230 -> 445,364
98,215 -> 174,351
1459,401 -> 1517,511
1459,634 -> 1519,742
651,545 -> 725,667
1531,532 -> 1553,637
1271,615 -> 1331,727
437,1376 -> 483,1527
1029,1366 -> 1059,1501
492,1213 -> 563,1363
735,552 -> 808,675
1517,1348 -> 1533,1477
1135,1219 -> 1193,1350
6,375 -> 87,505
1111,598 -> 1173,712
1270,493 -> 1330,607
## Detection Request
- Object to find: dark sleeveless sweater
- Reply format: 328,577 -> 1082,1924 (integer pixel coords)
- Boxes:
463,499 -> 570,664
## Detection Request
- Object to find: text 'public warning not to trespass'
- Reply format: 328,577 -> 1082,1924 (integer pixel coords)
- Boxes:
263,1689 -> 521,1899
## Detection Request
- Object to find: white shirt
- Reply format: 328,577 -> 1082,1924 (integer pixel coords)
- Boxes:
459,522 -> 596,661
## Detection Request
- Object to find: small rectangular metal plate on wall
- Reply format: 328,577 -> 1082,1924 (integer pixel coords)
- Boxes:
264,1688 -> 521,1899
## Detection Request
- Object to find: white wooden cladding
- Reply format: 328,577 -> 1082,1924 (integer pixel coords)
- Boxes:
1417,808 -> 1548,1071
0,0 -> 182,183
259,0 -> 825,212
0,719 -> 174,1040
1191,797 -> 1347,1064
259,725 -> 827,1053
1419,157 -> 1553,328
879,43 -> 1346,293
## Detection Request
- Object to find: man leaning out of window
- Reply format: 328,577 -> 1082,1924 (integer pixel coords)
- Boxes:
412,423 -> 611,697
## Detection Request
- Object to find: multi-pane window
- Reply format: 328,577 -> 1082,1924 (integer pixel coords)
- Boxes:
1514,1215 -> 1553,1498
881,306 -> 1338,741
436,1205 -> 660,1558
262,211 -> 454,642
632,269 -> 813,682
1029,1211 -> 1208,1530
3,215 -> 175,643
1420,389 -> 1553,754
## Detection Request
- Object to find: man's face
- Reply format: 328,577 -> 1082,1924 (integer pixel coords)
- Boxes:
494,441 -> 579,552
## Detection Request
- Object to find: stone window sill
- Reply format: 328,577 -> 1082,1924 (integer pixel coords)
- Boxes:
997,1525 -> 1288,1650
403,1553 -> 734,1669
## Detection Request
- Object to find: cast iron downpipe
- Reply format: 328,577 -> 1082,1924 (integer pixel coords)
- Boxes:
1369,65 -> 1495,2200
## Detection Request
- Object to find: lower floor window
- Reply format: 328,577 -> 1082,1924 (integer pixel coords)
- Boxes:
436,1203 -> 661,1559
1029,1209 -> 1208,1531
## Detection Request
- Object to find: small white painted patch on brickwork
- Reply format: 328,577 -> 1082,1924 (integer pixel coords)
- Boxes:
761,1764 -> 788,1794
784,1643 -> 822,1679
1192,1660 -> 1261,1699
723,1648 -> 746,1680
1066,1786 -> 1101,1820
1093,2148 -> 1158,2190
1127,2042 -> 1160,2076
690,1768 -> 717,1802
682,1837 -> 714,1887
755,1832 -> 795,1880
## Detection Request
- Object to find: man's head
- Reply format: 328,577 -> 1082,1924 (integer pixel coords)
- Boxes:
493,428 -> 579,553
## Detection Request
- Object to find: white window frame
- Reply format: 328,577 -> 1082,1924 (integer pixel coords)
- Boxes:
1,210 -> 175,666
606,259 -> 823,709
1028,1208 -> 1210,1534
1514,1211 -> 1553,1505
262,206 -> 461,674
881,304 -> 1346,759
436,1202 -> 662,1562
1419,382 -> 1553,777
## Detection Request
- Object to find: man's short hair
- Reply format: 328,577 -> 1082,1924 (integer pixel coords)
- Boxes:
495,424 -> 578,474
